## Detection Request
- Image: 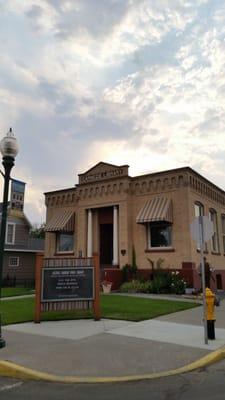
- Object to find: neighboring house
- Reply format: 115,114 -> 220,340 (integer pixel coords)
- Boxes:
44,162 -> 225,291
1,179 -> 44,286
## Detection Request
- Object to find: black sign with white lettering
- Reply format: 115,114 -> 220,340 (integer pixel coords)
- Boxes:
41,267 -> 94,302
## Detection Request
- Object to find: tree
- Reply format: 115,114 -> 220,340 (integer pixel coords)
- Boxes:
30,223 -> 46,239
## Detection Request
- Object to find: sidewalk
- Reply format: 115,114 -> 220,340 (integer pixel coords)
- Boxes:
0,296 -> 225,380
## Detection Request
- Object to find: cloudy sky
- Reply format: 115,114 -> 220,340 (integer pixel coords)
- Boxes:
0,0 -> 225,224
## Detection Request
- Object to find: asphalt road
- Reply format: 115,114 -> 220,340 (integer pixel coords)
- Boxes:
0,359 -> 225,400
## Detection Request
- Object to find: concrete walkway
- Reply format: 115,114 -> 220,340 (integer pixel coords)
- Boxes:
0,295 -> 225,379
1,321 -> 210,377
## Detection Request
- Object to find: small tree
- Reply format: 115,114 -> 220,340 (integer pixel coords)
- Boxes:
30,223 -> 46,239
147,258 -> 154,280
147,257 -> 164,280
122,246 -> 138,282
131,246 -> 138,278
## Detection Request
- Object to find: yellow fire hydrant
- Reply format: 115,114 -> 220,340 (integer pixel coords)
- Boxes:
205,287 -> 216,340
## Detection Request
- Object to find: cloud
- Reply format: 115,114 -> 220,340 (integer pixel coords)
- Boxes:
26,4 -> 43,19
23,0 -> 206,67
0,0 -> 225,224
54,0 -> 131,39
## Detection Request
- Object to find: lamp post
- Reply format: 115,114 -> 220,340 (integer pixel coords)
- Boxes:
0,128 -> 19,348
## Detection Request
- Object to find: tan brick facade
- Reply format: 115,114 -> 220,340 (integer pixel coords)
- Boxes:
44,162 -> 225,289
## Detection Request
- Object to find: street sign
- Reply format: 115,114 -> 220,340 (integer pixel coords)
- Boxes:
190,216 -> 214,243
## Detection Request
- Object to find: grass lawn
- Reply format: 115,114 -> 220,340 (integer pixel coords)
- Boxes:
2,287 -> 35,298
100,295 -> 200,321
0,295 -> 200,326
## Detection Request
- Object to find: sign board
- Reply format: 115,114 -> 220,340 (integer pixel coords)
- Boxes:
11,179 -> 26,194
78,162 -> 129,184
10,179 -> 26,211
190,216 -> 214,243
41,267 -> 94,302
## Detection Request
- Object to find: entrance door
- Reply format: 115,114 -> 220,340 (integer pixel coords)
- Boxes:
100,224 -> 113,266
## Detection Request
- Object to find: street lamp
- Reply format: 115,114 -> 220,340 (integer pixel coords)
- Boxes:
0,128 -> 19,348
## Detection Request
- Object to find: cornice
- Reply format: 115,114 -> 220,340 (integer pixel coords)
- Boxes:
45,166 -> 225,207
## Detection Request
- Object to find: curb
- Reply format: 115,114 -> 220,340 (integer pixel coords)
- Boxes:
1,346 -> 225,384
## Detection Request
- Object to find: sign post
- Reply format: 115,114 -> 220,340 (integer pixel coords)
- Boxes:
199,216 -> 208,345
190,216 -> 214,345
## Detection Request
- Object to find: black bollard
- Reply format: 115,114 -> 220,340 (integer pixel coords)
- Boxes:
207,320 -> 215,340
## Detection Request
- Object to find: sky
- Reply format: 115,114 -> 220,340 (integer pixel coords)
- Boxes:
0,0 -> 225,225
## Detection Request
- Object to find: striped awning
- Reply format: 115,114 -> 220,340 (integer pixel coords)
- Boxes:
136,197 -> 173,224
45,210 -> 75,232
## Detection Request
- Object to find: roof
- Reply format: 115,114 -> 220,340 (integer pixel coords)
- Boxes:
44,165 -> 225,197
78,161 -> 129,176
132,166 -> 225,195
0,207 -> 32,228
44,187 -> 76,196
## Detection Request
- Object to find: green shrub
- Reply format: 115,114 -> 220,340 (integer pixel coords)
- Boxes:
140,281 -> 153,293
120,271 -> 186,295
170,271 -> 186,294
150,266 -> 170,293
120,280 -> 152,293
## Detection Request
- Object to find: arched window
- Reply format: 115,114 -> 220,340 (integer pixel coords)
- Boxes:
209,209 -> 219,253
221,214 -> 225,253
194,202 -> 206,250
194,202 -> 204,218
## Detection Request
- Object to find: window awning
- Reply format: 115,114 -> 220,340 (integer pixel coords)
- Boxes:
45,210 -> 75,232
136,197 -> 173,224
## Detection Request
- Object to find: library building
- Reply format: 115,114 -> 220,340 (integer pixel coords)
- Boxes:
44,162 -> 225,291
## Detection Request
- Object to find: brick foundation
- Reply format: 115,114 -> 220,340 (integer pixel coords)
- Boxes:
102,264 -> 225,291
102,268 -> 123,290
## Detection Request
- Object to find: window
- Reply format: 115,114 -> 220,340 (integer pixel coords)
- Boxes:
194,202 -> 204,218
194,202 -> 205,250
8,257 -> 19,267
56,233 -> 74,253
6,223 -> 16,244
221,215 -> 225,253
148,222 -> 172,248
209,209 -> 219,253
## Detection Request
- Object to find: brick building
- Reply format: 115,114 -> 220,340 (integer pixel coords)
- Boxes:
44,162 -> 225,290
